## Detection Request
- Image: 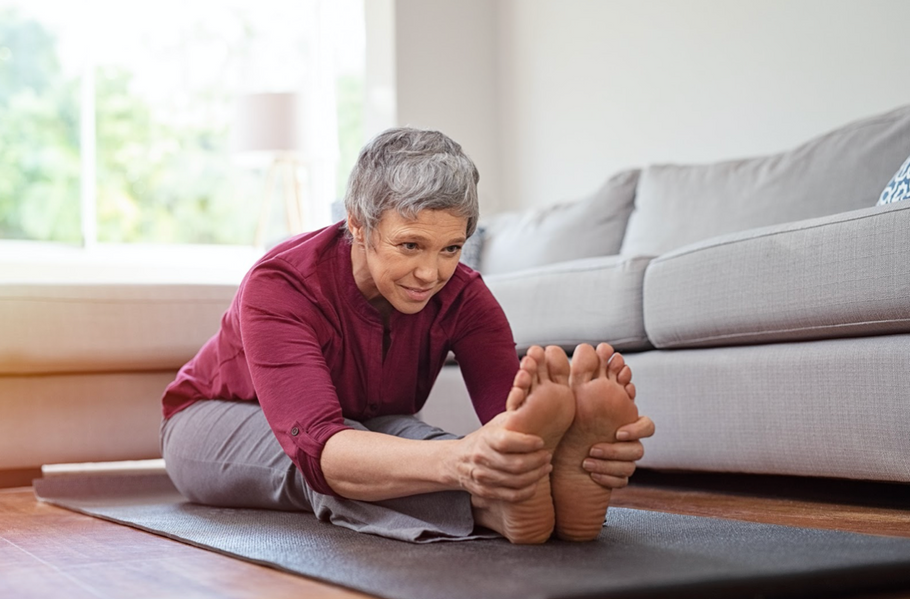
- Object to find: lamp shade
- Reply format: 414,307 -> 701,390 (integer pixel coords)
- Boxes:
232,92 -> 308,155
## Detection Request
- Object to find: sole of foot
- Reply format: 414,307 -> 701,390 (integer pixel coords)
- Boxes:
474,346 -> 575,544
551,343 -> 640,542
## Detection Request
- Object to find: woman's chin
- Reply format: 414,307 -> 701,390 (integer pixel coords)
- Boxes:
392,298 -> 431,314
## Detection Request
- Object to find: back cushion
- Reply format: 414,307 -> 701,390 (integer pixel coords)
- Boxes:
481,169 -> 639,275
621,104 -> 910,257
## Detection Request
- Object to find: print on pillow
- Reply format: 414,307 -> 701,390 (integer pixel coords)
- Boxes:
878,155 -> 910,205
459,226 -> 485,271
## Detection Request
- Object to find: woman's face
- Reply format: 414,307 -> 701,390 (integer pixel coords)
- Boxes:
350,209 -> 467,316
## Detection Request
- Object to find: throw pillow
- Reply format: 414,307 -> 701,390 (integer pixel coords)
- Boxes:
479,169 -> 640,276
877,154 -> 910,205
459,226 -> 485,271
621,105 -> 910,257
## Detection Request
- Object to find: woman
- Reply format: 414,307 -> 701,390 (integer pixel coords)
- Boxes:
160,128 -> 655,544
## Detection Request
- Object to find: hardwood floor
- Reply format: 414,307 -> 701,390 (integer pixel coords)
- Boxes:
613,470 -> 910,540
3,470 -> 910,598
0,485 -> 372,599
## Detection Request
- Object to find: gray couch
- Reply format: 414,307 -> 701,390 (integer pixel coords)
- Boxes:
421,104 -> 910,484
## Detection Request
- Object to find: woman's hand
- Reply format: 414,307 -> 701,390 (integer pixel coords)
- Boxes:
582,416 -> 655,489
450,412 -> 553,503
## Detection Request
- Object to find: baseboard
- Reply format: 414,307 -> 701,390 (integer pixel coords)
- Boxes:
41,458 -> 165,478
0,467 -> 42,489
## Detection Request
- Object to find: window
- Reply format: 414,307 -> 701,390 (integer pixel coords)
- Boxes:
0,0 -> 364,248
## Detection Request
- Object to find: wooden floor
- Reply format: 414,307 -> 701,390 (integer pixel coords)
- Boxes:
3,470 -> 910,599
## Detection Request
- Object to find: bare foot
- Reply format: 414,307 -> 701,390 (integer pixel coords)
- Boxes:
472,346 -> 575,544
551,343 -> 639,541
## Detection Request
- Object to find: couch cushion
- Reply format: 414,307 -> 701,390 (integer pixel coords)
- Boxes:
631,334 -> 910,483
643,201 -> 910,349
480,169 -> 639,276
0,284 -> 236,375
485,254 -> 654,353
622,104 -> 910,257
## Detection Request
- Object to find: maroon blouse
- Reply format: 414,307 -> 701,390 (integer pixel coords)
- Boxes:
161,222 -> 519,496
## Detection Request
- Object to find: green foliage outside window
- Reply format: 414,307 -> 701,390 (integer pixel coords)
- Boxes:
0,9 -> 81,242
1,7 -> 362,246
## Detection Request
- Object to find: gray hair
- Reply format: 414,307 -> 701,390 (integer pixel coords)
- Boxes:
343,127 -> 480,244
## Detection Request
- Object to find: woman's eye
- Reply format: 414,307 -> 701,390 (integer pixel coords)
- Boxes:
401,242 -> 419,251
445,245 -> 462,254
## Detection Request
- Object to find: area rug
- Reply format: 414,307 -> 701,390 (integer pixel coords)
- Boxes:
34,472 -> 910,599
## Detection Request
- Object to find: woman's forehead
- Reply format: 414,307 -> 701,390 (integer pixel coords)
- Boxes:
378,209 -> 468,239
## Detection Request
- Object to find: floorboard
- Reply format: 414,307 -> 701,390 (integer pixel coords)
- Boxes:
3,470 -> 910,598
0,486 -> 372,599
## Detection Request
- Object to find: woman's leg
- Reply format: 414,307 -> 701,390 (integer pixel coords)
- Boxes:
161,400 -> 490,542
161,399 -> 312,511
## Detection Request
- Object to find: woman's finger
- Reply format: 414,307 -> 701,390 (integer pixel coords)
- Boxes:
582,456 -> 637,478
470,461 -> 552,490
590,472 -> 631,489
486,427 -> 547,454
588,440 -> 645,462
482,448 -> 552,475
614,416 -> 655,441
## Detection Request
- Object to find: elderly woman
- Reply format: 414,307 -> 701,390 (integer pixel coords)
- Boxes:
160,128 -> 654,544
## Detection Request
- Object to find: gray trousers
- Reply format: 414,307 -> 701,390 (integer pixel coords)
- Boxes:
161,400 -> 492,543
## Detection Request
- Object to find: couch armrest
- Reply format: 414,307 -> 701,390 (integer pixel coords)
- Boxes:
644,201 -> 910,348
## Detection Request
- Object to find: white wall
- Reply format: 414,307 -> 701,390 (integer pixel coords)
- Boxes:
363,0 -> 397,136
394,0 -> 504,211
392,0 -> 910,213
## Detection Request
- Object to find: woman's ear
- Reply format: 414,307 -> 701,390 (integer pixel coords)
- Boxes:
347,212 -> 365,245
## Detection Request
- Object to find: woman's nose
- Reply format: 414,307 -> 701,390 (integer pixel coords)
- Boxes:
414,258 -> 438,283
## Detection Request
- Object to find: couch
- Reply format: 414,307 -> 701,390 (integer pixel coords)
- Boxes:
421,104 -> 910,484
2,105 -> 908,486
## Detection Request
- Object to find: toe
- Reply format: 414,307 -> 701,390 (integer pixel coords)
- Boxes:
569,344 -> 598,385
521,354 -> 540,388
505,381 -> 526,411
507,360 -> 536,410
606,352 -> 625,380
618,365 -> 632,386
545,346 -> 570,385
626,382 -> 636,401
595,343 -> 615,363
527,346 -> 550,383
513,363 -> 533,394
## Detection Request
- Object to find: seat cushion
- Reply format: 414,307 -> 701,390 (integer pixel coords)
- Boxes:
0,284 -> 236,374
485,254 -> 654,353
630,334 -> 910,483
643,201 -> 910,349
480,169 -> 639,275
622,104 -> 910,257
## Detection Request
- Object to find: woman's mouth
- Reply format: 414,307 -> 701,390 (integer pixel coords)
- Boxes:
402,285 -> 434,301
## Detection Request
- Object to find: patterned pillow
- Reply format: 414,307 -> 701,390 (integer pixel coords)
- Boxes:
878,155 -> 910,205
459,226 -> 485,271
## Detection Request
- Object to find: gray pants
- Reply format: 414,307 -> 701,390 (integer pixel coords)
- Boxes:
161,400 -> 492,543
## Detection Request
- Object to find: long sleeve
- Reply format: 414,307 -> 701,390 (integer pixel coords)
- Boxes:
239,258 -> 351,497
448,277 -> 520,425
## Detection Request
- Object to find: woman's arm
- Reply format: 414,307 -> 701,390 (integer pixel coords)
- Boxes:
321,410 -> 552,502
309,273 -> 550,503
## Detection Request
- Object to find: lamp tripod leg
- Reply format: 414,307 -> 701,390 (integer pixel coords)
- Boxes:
254,162 -> 279,248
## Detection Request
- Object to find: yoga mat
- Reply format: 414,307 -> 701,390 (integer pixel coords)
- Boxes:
34,473 -> 910,599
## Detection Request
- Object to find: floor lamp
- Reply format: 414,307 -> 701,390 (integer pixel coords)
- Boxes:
233,92 -> 310,247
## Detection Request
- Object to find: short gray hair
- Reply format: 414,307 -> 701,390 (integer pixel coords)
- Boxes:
343,127 -> 480,243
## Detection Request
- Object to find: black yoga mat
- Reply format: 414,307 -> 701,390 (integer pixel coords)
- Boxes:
34,472 -> 910,599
